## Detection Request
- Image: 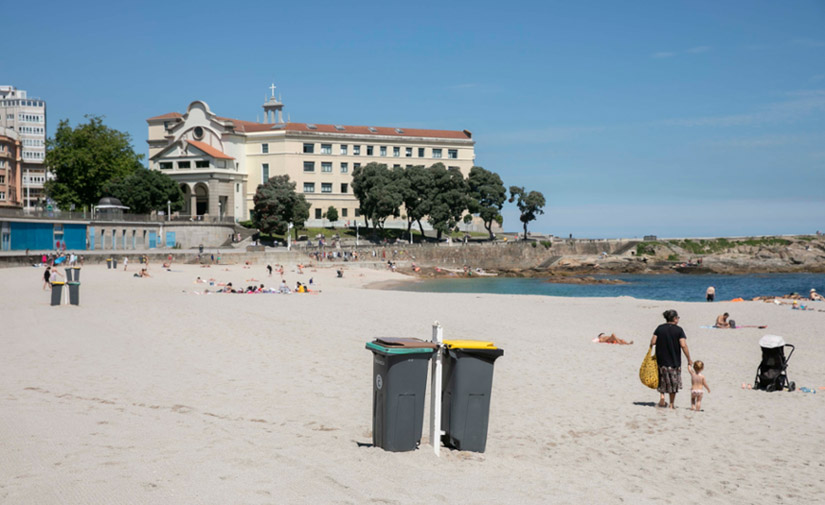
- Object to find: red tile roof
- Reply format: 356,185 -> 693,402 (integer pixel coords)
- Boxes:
148,112 -> 471,140
147,112 -> 183,121
186,140 -> 234,160
216,117 -> 471,139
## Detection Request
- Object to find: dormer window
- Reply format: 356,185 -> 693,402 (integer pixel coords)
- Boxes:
193,126 -> 204,140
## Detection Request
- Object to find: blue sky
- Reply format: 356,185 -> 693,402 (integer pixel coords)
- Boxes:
3,0 -> 824,238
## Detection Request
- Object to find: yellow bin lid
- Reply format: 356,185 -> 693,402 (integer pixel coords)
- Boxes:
443,339 -> 498,350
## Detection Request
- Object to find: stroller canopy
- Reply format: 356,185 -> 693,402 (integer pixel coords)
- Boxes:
759,334 -> 786,349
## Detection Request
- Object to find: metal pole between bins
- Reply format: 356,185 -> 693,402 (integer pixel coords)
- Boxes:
430,321 -> 443,456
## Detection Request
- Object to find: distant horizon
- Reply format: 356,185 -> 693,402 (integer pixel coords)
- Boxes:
3,1 -> 823,238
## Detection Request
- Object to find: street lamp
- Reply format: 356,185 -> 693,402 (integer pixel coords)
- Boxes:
167,200 -> 171,221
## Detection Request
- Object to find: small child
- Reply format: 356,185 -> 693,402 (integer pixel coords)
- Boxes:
688,361 -> 711,411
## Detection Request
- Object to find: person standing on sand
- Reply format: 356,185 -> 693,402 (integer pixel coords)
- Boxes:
650,309 -> 693,409
706,286 -> 715,302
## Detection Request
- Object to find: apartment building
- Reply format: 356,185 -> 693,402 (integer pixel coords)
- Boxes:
147,91 -> 475,225
0,86 -> 47,209
0,128 -> 23,208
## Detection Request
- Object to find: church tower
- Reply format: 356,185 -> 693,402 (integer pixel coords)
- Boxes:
262,83 -> 285,124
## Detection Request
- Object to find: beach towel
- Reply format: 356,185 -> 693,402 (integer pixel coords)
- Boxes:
639,349 -> 658,389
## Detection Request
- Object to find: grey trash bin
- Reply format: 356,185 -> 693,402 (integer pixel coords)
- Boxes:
440,339 -> 504,453
113,258 -> 118,269
64,267 -> 73,281
68,282 -> 80,306
50,281 -> 65,306
72,267 -> 81,281
366,337 -> 436,452
106,258 -> 112,269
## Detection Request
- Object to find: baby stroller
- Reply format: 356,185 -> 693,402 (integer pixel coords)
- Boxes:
753,335 -> 795,392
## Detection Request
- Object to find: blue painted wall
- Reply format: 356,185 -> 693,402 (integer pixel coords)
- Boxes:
10,222 -> 54,250
64,224 -> 87,250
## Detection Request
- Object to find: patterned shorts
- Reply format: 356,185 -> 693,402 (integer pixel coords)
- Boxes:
658,366 -> 682,393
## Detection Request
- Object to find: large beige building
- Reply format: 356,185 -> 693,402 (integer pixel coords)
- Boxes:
147,92 -> 475,226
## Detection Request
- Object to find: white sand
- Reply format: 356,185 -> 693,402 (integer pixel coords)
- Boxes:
1,261 -> 824,504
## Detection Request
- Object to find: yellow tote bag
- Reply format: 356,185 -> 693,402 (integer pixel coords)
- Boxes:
639,348 -> 659,389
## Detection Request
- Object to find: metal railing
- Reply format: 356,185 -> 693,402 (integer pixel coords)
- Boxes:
0,207 -> 236,224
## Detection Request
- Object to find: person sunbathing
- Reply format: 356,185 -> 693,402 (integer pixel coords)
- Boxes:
596,333 -> 633,345
714,313 -> 731,328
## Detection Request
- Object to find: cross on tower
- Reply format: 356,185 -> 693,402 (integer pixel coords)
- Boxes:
269,83 -> 276,98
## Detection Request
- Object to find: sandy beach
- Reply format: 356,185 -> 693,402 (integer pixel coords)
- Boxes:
1,260 -> 824,504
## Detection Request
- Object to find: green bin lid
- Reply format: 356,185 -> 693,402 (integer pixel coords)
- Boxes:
68,282 -> 80,285
366,337 -> 437,355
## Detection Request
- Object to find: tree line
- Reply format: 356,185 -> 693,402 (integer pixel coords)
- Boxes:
253,161 -> 546,241
43,115 -> 184,214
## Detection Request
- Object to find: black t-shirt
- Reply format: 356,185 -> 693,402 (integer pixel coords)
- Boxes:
654,323 -> 686,368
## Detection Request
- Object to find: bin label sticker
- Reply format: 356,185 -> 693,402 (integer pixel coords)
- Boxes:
375,374 -> 383,390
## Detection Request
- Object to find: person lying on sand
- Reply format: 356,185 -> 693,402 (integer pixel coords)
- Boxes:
811,289 -> 824,302
596,333 -> 633,345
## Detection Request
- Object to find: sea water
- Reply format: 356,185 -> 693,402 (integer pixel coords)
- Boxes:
392,273 -> 825,302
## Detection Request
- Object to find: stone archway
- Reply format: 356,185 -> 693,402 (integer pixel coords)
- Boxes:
194,183 -> 209,217
180,183 -> 193,216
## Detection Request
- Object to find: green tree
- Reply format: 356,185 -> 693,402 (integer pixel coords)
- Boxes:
351,162 -> 404,231
324,206 -> 339,226
509,186 -> 546,240
252,175 -> 310,238
400,165 -> 432,239
467,166 -> 507,240
426,163 -> 469,240
103,169 -> 184,214
44,115 -> 144,210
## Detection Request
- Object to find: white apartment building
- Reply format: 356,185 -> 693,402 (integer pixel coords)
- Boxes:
147,90 -> 476,226
0,86 -> 47,210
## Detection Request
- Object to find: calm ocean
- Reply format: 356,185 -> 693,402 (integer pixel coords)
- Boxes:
392,273 -> 825,302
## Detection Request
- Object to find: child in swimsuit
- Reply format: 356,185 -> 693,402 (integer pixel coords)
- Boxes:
688,361 -> 711,411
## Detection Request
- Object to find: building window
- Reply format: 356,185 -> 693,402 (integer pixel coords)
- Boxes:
178,161 -> 191,168
354,163 -> 361,170
321,162 -> 332,172
380,146 -> 387,156
393,146 -> 400,157
406,147 -> 412,157
0,191 -> 5,200
353,145 -> 361,155
355,208 -> 361,217
303,143 -> 314,154
262,143 -> 269,154
322,183 -> 332,193
340,183 -> 348,193
342,208 -> 348,217
448,149 -> 458,159
304,182 -> 315,193
262,163 -> 269,182
366,145 -> 374,156
340,144 -> 348,155
315,208 -> 323,219
393,164 -> 401,168
321,144 -> 332,154
340,162 -> 348,173
303,161 -> 315,172
159,162 -> 173,169
418,147 -> 425,158
0,176 -> 4,184
196,160 -> 210,168
432,148 -> 442,159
